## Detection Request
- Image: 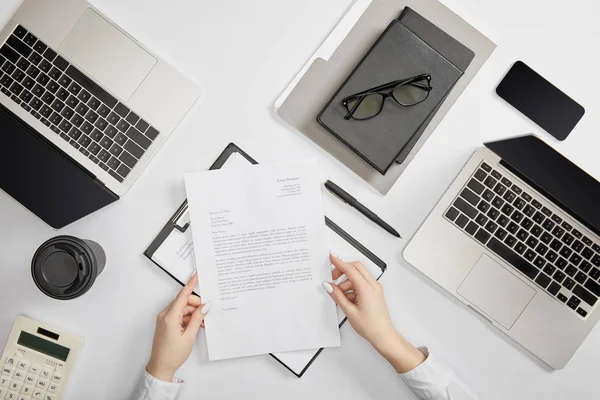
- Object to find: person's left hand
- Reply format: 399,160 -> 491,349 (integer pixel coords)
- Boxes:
146,273 -> 211,382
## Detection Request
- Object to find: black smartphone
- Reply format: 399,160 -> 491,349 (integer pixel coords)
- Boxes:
496,61 -> 585,141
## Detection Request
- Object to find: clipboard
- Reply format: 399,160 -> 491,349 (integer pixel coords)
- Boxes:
144,142 -> 387,377
273,0 -> 496,195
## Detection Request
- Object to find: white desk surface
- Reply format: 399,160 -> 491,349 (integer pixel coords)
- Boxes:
1,0 -> 599,399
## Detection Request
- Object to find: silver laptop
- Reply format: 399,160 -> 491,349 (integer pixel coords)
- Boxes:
0,0 -> 200,228
404,135 -> 600,369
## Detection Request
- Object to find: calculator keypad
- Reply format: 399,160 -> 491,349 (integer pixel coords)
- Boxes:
1,356 -> 61,400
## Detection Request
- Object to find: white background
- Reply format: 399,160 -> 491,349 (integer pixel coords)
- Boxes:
1,0 -> 599,399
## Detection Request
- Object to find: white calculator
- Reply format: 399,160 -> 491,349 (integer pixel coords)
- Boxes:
0,317 -> 82,400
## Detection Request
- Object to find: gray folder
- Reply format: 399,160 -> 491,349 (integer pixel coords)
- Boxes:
274,0 -> 496,195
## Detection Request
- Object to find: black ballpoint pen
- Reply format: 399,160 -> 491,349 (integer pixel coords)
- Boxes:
324,180 -> 401,238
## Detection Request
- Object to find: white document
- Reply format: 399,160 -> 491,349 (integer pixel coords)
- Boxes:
185,158 -> 341,361
152,153 -> 257,286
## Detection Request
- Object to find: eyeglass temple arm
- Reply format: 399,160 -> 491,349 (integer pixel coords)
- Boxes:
344,95 -> 367,120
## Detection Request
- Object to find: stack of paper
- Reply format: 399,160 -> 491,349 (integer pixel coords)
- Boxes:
184,158 -> 341,361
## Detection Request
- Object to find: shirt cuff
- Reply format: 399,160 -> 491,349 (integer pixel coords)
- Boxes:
138,370 -> 184,400
398,347 -> 456,400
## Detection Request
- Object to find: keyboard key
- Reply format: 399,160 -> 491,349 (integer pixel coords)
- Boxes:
145,126 -> 159,140
13,26 -> 27,39
572,229 -> 582,239
548,253 -> 561,268
580,261 -> 592,273
107,156 -> 121,170
108,169 -> 124,182
594,244 -> 600,253
577,308 -> 587,317
487,208 -> 500,221
582,248 -> 594,260
75,102 -> 89,116
501,204 -> 514,216
114,102 -> 129,117
521,218 -> 533,230
567,297 -> 580,310
584,278 -> 600,297
481,162 -> 492,172
0,44 -> 19,64
485,221 -> 498,234
134,118 -> 149,133
68,127 -> 82,140
77,89 -> 91,102
547,281 -> 561,295
41,91 -> 54,105
516,229 -> 528,242
58,119 -> 72,133
56,87 -> 69,101
19,90 -> 33,103
475,229 -> 491,244
557,293 -> 568,303
474,169 -> 486,182
504,235 -> 517,248
533,256 -> 545,269
524,249 -> 536,262
572,240 -> 584,253
507,222 -> 519,234
95,118 -> 108,131
570,253 -> 582,266
497,215 -> 509,228
514,198 -> 526,210
53,55 -> 69,71
77,134 -> 91,148
573,284 -> 597,306
477,200 -> 490,213
0,74 -> 14,88
33,40 -> 47,54
535,273 -> 551,288
487,238 -> 538,280
556,257 -> 568,270
108,143 -> 123,157
60,107 -> 74,120
16,57 -> 30,71
543,264 -> 556,276
85,110 -> 99,124
575,272 -> 587,284
115,132 -> 127,146
591,267 -> 600,280
560,247 -> 572,259
531,225 -> 543,238
582,237 -> 593,246
554,270 -> 566,283
512,211 -> 524,224
460,188 -> 479,206
467,179 -> 485,195
98,149 -> 111,163
550,239 -> 562,251
58,74 -> 72,88
561,233 -> 574,246
100,136 -> 113,150
541,206 -> 552,217
88,97 -> 101,110
475,213 -> 488,227
119,151 -> 138,168
46,80 -> 60,94
90,129 -> 103,142
563,278 -> 575,290
117,119 -> 130,132
23,32 -> 37,46
482,189 -> 494,202
493,183 -> 506,196
503,191 -> 516,203
125,111 -> 139,125
552,226 -> 565,239
116,164 -> 131,179
67,81 -> 81,95
29,97 -> 43,110
491,196 -> 504,209
561,221 -> 572,231
9,82 -> 23,96
39,59 -> 52,73
49,112 -> 62,126
88,142 -> 101,155
532,199 -> 542,209
533,212 -> 546,224
22,76 -> 35,90
80,121 -> 94,135
35,71 -> 49,85
65,94 -> 78,109
536,243 -> 548,256
453,198 -> 478,219
565,265 -> 577,277
484,176 -> 496,189
465,221 -> 478,235
97,103 -> 111,118
71,114 -> 85,128
65,65 -> 117,108
526,237 -> 538,249
105,125 -> 118,139
491,170 -> 502,180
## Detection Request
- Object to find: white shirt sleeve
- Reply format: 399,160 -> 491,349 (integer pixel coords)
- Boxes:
398,348 -> 479,400
130,370 -> 184,400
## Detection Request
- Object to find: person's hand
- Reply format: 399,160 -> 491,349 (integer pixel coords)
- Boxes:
146,273 -> 211,382
322,255 -> 426,373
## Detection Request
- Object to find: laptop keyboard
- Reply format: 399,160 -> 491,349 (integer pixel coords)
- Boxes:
0,25 -> 160,183
445,162 -> 600,319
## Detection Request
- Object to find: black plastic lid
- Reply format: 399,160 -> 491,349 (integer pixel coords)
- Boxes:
31,236 -> 99,300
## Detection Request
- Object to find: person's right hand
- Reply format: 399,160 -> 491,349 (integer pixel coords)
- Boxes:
322,255 -> 426,373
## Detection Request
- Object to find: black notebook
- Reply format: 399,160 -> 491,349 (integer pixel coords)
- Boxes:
317,18 -> 464,174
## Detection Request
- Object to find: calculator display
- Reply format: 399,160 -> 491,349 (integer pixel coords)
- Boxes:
17,331 -> 70,361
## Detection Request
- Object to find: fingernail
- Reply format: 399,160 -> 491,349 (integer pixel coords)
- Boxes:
333,274 -> 347,286
330,252 -> 342,260
322,282 -> 333,294
200,302 -> 212,315
189,270 -> 198,280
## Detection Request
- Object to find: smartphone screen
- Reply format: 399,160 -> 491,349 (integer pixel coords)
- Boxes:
496,61 -> 585,141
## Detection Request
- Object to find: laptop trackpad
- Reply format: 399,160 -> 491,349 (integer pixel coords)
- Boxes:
458,255 -> 536,329
59,9 -> 157,101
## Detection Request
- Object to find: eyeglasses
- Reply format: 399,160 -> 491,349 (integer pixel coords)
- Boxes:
342,74 -> 432,121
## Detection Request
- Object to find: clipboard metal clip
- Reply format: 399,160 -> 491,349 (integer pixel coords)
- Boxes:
173,204 -> 190,233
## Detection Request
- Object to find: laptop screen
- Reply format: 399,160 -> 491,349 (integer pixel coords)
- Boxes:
486,135 -> 600,237
0,104 -> 118,228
